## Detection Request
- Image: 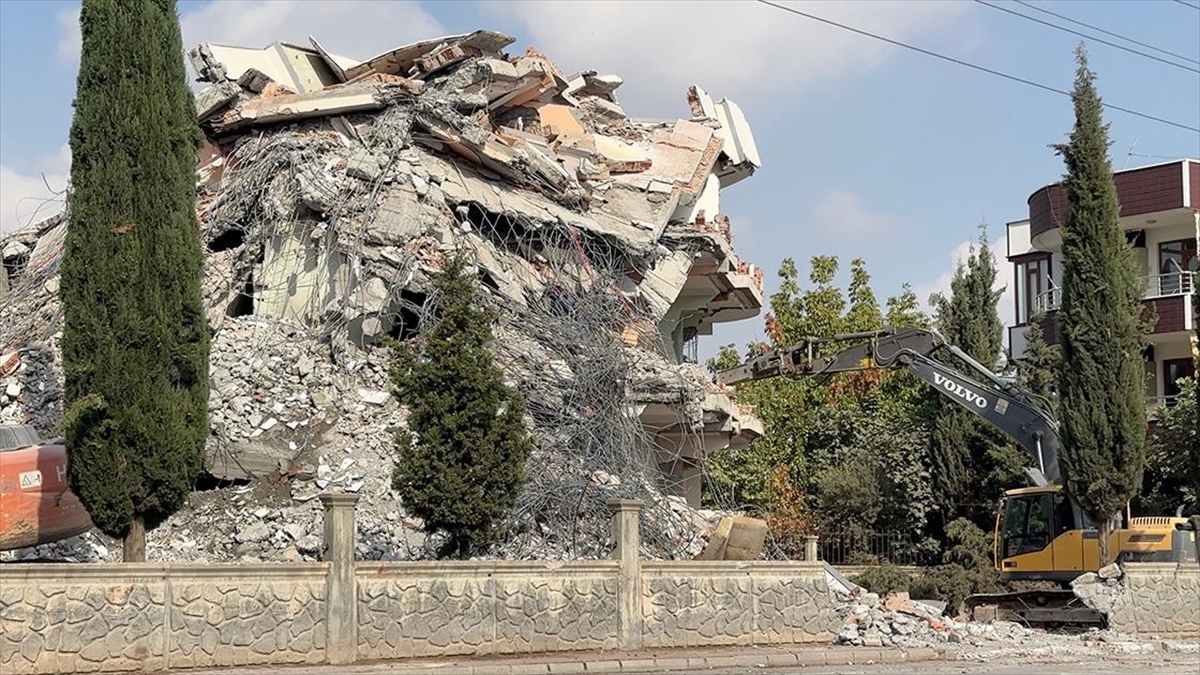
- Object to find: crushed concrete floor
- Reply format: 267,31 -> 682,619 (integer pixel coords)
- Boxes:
2,28 -> 763,563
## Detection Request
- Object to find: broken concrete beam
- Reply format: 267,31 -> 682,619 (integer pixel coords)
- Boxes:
195,81 -> 242,122
696,516 -> 767,560
415,43 -> 479,76
209,84 -> 402,134
236,67 -> 276,93
188,43 -> 228,82
687,86 -> 761,187
577,96 -> 626,121
566,70 -> 623,102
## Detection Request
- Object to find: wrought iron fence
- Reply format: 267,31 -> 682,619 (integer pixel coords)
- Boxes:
817,530 -> 940,567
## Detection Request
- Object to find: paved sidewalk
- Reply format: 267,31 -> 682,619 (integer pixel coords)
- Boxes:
188,644 -> 943,674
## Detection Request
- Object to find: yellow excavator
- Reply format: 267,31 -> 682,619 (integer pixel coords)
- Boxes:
717,327 -> 1196,625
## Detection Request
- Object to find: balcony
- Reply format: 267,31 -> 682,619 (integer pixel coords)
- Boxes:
1146,395 -> 1185,422
1027,159 -> 1199,250
1035,271 -> 1195,319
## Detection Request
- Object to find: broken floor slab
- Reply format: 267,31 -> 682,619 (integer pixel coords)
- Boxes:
209,82 -> 415,134
343,30 -> 515,81
190,41 -> 345,92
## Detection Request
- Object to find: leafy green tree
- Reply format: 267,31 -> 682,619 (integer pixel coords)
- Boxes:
1052,45 -> 1148,564
845,258 -> 884,333
702,256 -> 937,556
886,283 -> 931,330
1139,378 -> 1197,517
59,0 -> 209,562
389,254 -> 534,558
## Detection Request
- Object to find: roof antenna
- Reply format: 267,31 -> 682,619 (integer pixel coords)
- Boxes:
1122,137 -> 1138,170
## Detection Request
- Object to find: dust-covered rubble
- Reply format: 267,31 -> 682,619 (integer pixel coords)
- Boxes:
830,585 -> 1198,658
1,27 -> 767,563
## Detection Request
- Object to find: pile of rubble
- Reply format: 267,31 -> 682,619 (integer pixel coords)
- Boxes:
2,29 -> 765,562
829,585 -> 1194,657
1069,562 -> 1125,615
832,589 -> 1004,649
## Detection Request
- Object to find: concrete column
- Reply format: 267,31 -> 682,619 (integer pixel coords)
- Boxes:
608,498 -> 644,650
805,535 -> 819,564
320,493 -> 359,665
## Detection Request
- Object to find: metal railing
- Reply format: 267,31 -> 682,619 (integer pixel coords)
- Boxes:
817,531 -> 939,567
1035,271 -> 1196,313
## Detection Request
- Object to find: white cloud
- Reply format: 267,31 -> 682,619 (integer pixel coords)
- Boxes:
486,0 -> 971,115
55,1 -> 447,72
810,189 -> 893,237
0,145 -> 71,233
912,234 -> 1015,344
178,0 -> 446,64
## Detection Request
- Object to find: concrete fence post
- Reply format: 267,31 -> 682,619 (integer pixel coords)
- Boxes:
608,498 -> 644,650
320,493 -> 359,665
805,535 -> 819,563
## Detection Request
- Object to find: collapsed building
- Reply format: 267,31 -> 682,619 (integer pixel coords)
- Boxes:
0,30 -> 766,562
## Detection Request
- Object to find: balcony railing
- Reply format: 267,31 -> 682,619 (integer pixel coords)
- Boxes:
1035,271 -> 1195,313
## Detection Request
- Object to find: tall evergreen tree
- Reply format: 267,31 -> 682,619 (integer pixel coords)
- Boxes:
389,254 -> 534,559
927,227 -> 1024,530
1052,45 -> 1148,564
59,0 -> 208,562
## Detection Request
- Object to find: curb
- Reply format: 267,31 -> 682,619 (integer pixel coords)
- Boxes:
383,647 -> 945,674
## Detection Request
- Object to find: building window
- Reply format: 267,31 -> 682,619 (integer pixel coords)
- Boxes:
1163,358 -> 1195,405
1157,239 -> 1198,295
1014,255 -> 1052,325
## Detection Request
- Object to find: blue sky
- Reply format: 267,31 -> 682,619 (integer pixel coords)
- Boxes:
2,0 -> 1197,362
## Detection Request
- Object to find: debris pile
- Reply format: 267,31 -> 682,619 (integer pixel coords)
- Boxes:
1070,563 -> 1125,615
831,589 -> 1024,649
829,585 -> 1194,656
1,29 -> 766,562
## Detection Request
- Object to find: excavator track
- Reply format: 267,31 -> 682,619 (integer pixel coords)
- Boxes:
962,588 -> 1104,628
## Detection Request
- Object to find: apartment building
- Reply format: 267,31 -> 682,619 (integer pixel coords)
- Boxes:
1006,159 -> 1199,419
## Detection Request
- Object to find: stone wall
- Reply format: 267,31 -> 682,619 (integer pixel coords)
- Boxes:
641,562 -> 837,648
1108,563 -> 1200,638
357,561 -> 621,659
0,497 -> 838,674
0,563 -> 327,674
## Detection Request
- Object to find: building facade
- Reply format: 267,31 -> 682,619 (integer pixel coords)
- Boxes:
1006,158 -> 1199,419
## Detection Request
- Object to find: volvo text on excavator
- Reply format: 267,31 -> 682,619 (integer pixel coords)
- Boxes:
716,327 -> 1196,625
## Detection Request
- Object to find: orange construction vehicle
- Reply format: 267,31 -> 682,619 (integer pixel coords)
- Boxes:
0,424 -> 93,550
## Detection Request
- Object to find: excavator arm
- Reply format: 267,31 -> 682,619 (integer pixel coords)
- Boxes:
716,327 -> 1060,486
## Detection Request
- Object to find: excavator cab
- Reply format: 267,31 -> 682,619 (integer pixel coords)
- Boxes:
995,486 -> 1091,582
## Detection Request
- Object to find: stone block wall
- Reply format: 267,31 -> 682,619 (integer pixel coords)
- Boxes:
1108,563 -> 1200,638
356,562 -> 620,659
1,498 -> 838,673
0,567 -> 167,674
641,562 -> 838,648
0,564 -> 327,674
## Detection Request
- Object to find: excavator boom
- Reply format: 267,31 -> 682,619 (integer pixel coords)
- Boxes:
716,327 -> 1061,485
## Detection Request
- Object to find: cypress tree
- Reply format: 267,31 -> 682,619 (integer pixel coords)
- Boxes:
60,0 -> 209,561
389,254 -> 533,559
1052,45 -> 1147,564
928,227 -> 1023,530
